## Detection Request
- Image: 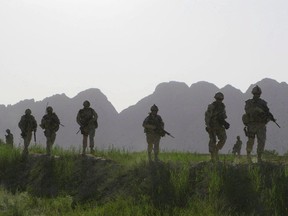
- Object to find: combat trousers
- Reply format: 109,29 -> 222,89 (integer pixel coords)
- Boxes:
246,123 -> 266,157
146,133 -> 161,161
45,131 -> 56,156
82,127 -> 96,154
208,126 -> 227,153
23,131 -> 33,155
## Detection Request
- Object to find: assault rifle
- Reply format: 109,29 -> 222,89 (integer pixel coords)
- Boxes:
162,129 -> 175,138
270,117 -> 281,128
254,101 -> 280,128
268,112 -> 281,128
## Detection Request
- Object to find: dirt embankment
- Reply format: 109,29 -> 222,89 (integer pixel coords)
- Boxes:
1,154 -> 288,215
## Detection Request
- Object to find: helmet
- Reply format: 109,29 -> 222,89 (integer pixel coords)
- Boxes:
252,85 -> 262,95
214,92 -> 224,100
46,106 -> 53,113
150,104 -> 159,112
237,136 -> 240,139
6,129 -> 10,133
83,100 -> 90,108
25,109 -> 31,115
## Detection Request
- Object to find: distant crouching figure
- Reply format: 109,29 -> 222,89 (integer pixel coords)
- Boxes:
5,129 -> 14,147
232,136 -> 242,158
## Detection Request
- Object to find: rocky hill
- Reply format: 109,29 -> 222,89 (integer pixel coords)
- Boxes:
0,78 -> 287,154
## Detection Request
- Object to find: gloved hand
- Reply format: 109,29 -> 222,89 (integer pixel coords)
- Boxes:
223,121 -> 230,129
205,127 -> 211,132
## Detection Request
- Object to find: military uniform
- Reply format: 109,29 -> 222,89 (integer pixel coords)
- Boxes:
142,104 -> 165,161
243,85 -> 273,162
205,92 -> 230,161
18,109 -> 37,156
5,129 -> 14,147
40,106 -> 60,156
77,100 -> 98,155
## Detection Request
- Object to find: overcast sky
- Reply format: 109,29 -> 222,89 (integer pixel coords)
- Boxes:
1,0 -> 288,112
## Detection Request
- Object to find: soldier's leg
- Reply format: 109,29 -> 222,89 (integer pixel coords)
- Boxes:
246,137 -> 255,163
154,136 -> 161,161
46,137 -> 52,156
146,135 -> 153,161
256,125 -> 266,162
212,128 -> 227,161
23,132 -> 32,156
208,131 -> 217,161
46,133 -> 56,156
216,127 -> 227,151
82,135 -> 88,155
246,126 -> 256,163
237,150 -> 241,158
23,137 -> 29,156
89,129 -> 96,153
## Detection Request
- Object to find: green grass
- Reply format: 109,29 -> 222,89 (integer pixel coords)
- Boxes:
0,144 -> 288,215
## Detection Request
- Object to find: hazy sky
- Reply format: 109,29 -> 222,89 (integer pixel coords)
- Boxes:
1,0 -> 288,112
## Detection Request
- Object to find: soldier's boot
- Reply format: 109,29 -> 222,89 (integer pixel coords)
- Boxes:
90,147 -> 95,154
22,143 -> 29,154
247,152 -> 252,163
154,152 -> 159,162
82,147 -> 86,156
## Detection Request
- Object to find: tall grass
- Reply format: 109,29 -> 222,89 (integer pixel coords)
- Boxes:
0,144 -> 288,215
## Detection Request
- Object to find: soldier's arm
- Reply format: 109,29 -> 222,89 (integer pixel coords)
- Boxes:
205,104 -> 214,126
33,117 -> 37,131
76,111 -> 82,125
92,109 -> 98,120
54,114 -> 60,125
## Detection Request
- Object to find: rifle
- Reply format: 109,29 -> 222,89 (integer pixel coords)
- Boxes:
253,101 -> 280,128
163,129 -> 175,138
268,112 -> 281,128
270,117 -> 281,128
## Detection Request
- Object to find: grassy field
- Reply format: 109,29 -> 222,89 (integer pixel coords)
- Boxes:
0,143 -> 288,216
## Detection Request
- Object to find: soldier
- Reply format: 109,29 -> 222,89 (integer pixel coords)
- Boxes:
18,109 -> 37,156
232,136 -> 242,158
205,92 -> 230,162
242,85 -> 276,163
5,129 -> 14,147
142,104 -> 165,162
76,100 -> 98,155
40,106 -> 60,156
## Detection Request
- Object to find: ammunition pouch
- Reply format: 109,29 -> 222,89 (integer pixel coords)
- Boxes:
219,119 -> 230,129
242,114 -> 249,126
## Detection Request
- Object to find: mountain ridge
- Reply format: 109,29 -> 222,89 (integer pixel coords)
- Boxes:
1,78 -> 287,154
